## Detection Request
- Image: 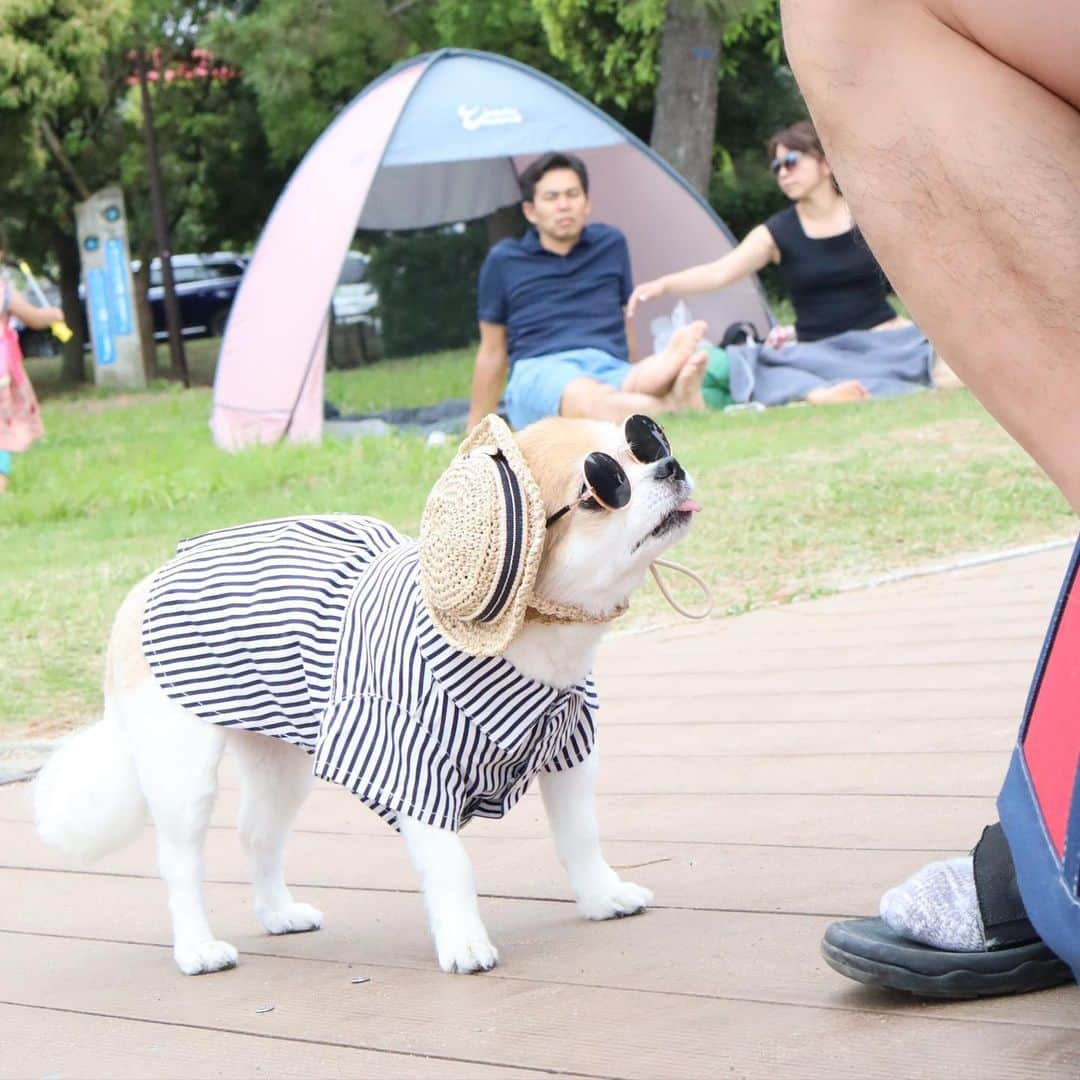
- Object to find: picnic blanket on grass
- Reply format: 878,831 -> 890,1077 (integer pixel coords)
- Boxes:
724,324 -> 934,407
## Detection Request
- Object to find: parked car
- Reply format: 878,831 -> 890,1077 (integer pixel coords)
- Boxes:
143,252 -> 249,340
331,251 -> 379,325
146,251 -> 375,340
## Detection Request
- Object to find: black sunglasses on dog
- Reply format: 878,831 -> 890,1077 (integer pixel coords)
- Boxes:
545,415 -> 672,527
769,150 -> 802,175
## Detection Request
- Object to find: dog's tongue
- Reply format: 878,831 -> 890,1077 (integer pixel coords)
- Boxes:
677,498 -> 701,513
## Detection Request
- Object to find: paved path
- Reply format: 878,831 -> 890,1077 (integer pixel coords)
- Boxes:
2,547 -> 1078,1078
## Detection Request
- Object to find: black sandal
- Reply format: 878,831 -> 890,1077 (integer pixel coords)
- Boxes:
821,824 -> 1074,998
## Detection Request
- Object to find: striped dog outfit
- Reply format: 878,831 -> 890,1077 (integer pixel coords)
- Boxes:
141,516 -> 598,830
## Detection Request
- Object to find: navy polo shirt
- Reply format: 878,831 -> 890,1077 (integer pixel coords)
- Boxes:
477,223 -> 633,365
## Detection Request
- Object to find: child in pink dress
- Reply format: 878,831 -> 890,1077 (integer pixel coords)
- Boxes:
0,279 -> 62,494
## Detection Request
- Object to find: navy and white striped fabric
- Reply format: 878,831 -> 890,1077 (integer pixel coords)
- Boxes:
142,515 -> 598,830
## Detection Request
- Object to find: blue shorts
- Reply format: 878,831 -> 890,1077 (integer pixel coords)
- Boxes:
504,348 -> 629,430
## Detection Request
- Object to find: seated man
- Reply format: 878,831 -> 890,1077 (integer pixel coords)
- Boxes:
467,151 -> 708,431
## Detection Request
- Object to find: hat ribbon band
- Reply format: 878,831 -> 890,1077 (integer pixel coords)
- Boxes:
476,451 -> 523,624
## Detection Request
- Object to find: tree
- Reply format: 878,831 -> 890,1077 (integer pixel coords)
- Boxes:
1,0 -> 137,381
649,0 -> 722,194
121,3 -> 290,381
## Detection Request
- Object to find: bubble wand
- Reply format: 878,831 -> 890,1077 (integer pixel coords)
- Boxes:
3,257 -> 73,343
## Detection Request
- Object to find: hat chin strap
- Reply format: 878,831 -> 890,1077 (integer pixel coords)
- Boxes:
526,559 -> 713,626
526,594 -> 629,626
649,559 -> 713,620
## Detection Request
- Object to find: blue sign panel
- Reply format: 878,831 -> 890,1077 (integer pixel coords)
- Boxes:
104,238 -> 133,335
86,267 -> 116,367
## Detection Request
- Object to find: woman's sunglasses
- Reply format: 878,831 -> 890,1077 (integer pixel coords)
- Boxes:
769,150 -> 802,175
545,415 -> 672,527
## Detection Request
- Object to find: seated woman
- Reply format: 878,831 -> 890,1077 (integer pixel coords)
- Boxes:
629,120 -> 955,406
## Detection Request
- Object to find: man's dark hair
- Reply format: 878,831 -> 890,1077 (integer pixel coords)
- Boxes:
518,152 -> 589,202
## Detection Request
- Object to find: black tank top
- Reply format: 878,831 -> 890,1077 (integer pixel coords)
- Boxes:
764,206 -> 895,342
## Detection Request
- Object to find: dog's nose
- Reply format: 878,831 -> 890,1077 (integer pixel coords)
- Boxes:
652,456 -> 685,483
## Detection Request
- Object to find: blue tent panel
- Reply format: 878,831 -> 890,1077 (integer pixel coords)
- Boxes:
381,55 -> 624,166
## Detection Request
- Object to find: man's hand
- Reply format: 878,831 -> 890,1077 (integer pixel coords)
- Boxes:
467,322 -> 510,431
626,277 -> 669,320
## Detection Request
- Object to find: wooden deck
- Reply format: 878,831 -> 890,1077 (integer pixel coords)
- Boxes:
3,546 -> 1079,1078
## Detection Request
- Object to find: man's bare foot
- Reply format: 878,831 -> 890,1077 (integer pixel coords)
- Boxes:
0,474 -> 8,495
666,320 -> 708,364
622,319 -> 709,398
805,379 -> 871,405
663,350 -> 707,413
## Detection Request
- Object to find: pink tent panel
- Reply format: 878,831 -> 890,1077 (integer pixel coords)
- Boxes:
211,62 -> 428,450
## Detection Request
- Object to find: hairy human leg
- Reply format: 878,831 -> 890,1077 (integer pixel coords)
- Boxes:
782,0 -> 1080,508
783,0 -> 1080,980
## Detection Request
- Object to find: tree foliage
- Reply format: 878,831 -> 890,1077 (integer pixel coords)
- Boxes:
204,0 -> 414,165
425,0 -> 574,84
531,0 -> 665,111
0,1 -> 133,210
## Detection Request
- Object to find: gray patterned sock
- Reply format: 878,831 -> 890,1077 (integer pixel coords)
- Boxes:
879,856 -> 986,952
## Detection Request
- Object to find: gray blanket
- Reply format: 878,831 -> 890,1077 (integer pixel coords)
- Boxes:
727,324 -> 934,407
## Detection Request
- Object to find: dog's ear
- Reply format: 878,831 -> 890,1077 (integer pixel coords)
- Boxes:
515,420 -> 582,514
516,418 -> 614,515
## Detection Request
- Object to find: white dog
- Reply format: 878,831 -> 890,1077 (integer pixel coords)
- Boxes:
34,414 -> 700,976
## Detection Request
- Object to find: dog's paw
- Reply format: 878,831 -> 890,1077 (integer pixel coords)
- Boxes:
435,925 -> 499,974
577,880 -> 654,921
259,901 -> 324,936
174,939 -> 239,975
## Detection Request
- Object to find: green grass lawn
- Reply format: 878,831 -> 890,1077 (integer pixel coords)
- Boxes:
3,340 -> 1073,736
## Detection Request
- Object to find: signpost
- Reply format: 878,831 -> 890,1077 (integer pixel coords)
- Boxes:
75,186 -> 145,388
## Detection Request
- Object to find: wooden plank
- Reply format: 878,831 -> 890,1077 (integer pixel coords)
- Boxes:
596,689 -> 1027,723
620,610 -> 1050,645
4,868 -> 1077,1031
595,716 -> 1021,754
613,597 -> 1052,630
602,625 -> 1049,668
0,780 -> 1001,846
597,641 -> 1045,675
594,663 -> 1031,699
192,769 -> 1007,828
0,1003 -> 554,1080
0,750 -> 1014,819
0,821 -> 983,917
599,691 -> 1028,721
2,933 -> 1077,1080
0,715 -> 1023,793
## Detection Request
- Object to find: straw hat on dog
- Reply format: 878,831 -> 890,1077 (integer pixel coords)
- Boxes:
418,414 -> 548,657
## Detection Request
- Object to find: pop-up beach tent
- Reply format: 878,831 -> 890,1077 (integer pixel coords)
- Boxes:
211,48 -> 773,450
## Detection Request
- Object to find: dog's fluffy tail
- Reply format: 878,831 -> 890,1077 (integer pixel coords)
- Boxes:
34,706 -> 147,861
